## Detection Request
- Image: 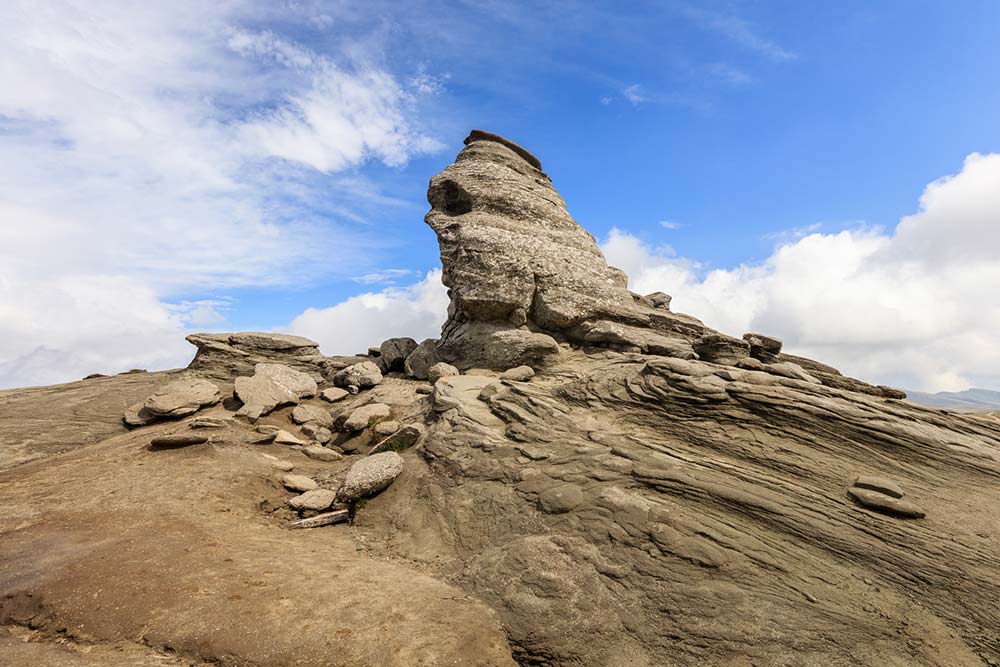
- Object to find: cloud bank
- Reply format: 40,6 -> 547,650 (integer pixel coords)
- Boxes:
0,1 -> 439,387
602,153 -> 1000,392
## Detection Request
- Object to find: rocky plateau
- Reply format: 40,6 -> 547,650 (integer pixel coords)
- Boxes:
1,130 -> 998,667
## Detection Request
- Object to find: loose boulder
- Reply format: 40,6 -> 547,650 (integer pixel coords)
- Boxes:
428,362 -> 460,384
500,365 -> 535,382
378,337 -> 419,373
288,488 -> 337,513
337,452 -> 405,502
320,387 -> 349,403
342,403 -> 392,432
148,434 -> 209,449
291,404 -> 333,428
283,474 -> 318,492
404,339 -> 440,379
332,361 -> 383,389
234,363 -> 317,421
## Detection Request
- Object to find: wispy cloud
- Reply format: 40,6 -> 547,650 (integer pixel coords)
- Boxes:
623,83 -> 648,106
681,6 -> 797,62
659,220 -> 684,230
705,62 -> 755,86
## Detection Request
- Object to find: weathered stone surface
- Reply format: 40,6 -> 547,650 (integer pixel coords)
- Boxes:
369,424 -> 425,455
693,334 -> 751,365
373,420 -> 400,436
342,403 -> 392,431
847,487 -> 926,518
123,403 -> 156,428
337,452 -> 404,502
428,362 -> 460,384
189,417 -> 228,429
332,361 -> 383,389
743,332 -> 783,360
852,475 -> 905,499
291,404 -> 333,428
500,366 -> 535,382
320,387 -> 349,403
404,339 -> 440,379
270,459 -> 294,472
378,337 -> 419,373
287,488 -> 336,512
303,445 -> 342,462
148,434 -> 208,448
283,474 -> 318,492
234,363 -> 317,421
764,361 -> 821,384
646,291 -> 672,311
186,332 -> 325,379
273,429 -> 304,446
141,378 -> 221,419
301,423 -> 332,444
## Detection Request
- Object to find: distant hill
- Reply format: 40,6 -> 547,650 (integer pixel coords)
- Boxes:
905,387 -> 1000,413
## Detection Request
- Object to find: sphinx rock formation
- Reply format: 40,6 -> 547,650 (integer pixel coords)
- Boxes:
423,130 -> 902,399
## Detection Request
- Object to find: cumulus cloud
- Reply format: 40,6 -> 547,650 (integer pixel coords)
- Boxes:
601,153 -> 1000,392
286,270 -> 449,356
0,1 -> 440,388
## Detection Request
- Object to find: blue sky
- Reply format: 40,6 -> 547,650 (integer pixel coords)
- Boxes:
1,1 -> 999,391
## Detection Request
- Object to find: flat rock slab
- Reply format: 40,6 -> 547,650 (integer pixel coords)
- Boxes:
852,475 -> 905,499
283,474 -> 318,492
303,445 -> 342,462
291,404 -> 333,427
273,430 -> 304,446
234,363 -> 317,421
149,434 -> 209,449
288,488 -> 337,512
500,365 -> 535,382
338,452 -> 404,502
144,378 -> 222,418
343,403 -> 392,431
320,387 -> 349,403
848,487 -> 926,518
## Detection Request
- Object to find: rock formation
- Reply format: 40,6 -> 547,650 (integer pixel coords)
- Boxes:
1,131 -> 999,667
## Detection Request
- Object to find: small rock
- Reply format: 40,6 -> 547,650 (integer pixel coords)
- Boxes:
538,484 -> 584,514
301,424 -> 333,444
303,445 -> 342,462
500,365 -> 535,382
428,362 -> 460,384
373,420 -> 400,436
144,378 -> 222,418
190,417 -> 228,429
283,474 -> 318,492
271,460 -> 294,472
256,424 -> 280,434
274,430 -> 305,446
478,384 -> 501,401
369,424 -> 425,455
149,434 -> 209,448
291,404 -> 334,427
249,432 -> 276,445
404,339 -> 440,379
234,363 -> 317,422
288,489 -> 337,512
333,361 -> 383,389
347,385 -> 359,395
83,373 -> 108,380
124,403 -> 157,428
342,403 -> 392,431
743,332 -> 783,361
645,291 -> 672,311
320,387 -> 349,403
338,452 -> 405,502
693,334 -> 750,366
852,475 -> 904,499
415,385 -> 433,395
847,487 -> 925,519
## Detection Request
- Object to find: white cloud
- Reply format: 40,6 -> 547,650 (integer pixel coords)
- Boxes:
0,1 -> 442,388
602,153 -> 1000,392
681,6 -> 797,62
658,220 -> 684,230
287,270 -> 449,356
623,84 -> 648,106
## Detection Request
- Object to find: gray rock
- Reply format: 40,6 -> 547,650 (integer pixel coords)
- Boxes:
189,417 -> 228,429
337,452 -> 405,502
270,460 -> 294,472
428,362 -> 460,384
123,403 -> 156,428
743,332 -> 783,361
693,334 -> 751,366
415,385 -> 433,395
186,332 -> 325,380
342,403 -> 392,431
369,424 -> 425,455
303,445 -> 342,462
646,292 -> 672,311
283,474 -> 318,492
538,484 -> 584,514
404,339 -> 440,379
288,488 -> 337,512
142,378 -> 221,418
320,387 -> 349,403
378,337 -> 418,372
149,434 -> 209,448
256,424 -> 280,434
500,365 -> 535,382
764,362 -> 821,384
234,363 -> 317,421
301,424 -> 332,444
332,361 -> 383,389
291,404 -> 333,428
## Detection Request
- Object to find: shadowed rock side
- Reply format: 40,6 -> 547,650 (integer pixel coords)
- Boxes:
2,131 -> 999,667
